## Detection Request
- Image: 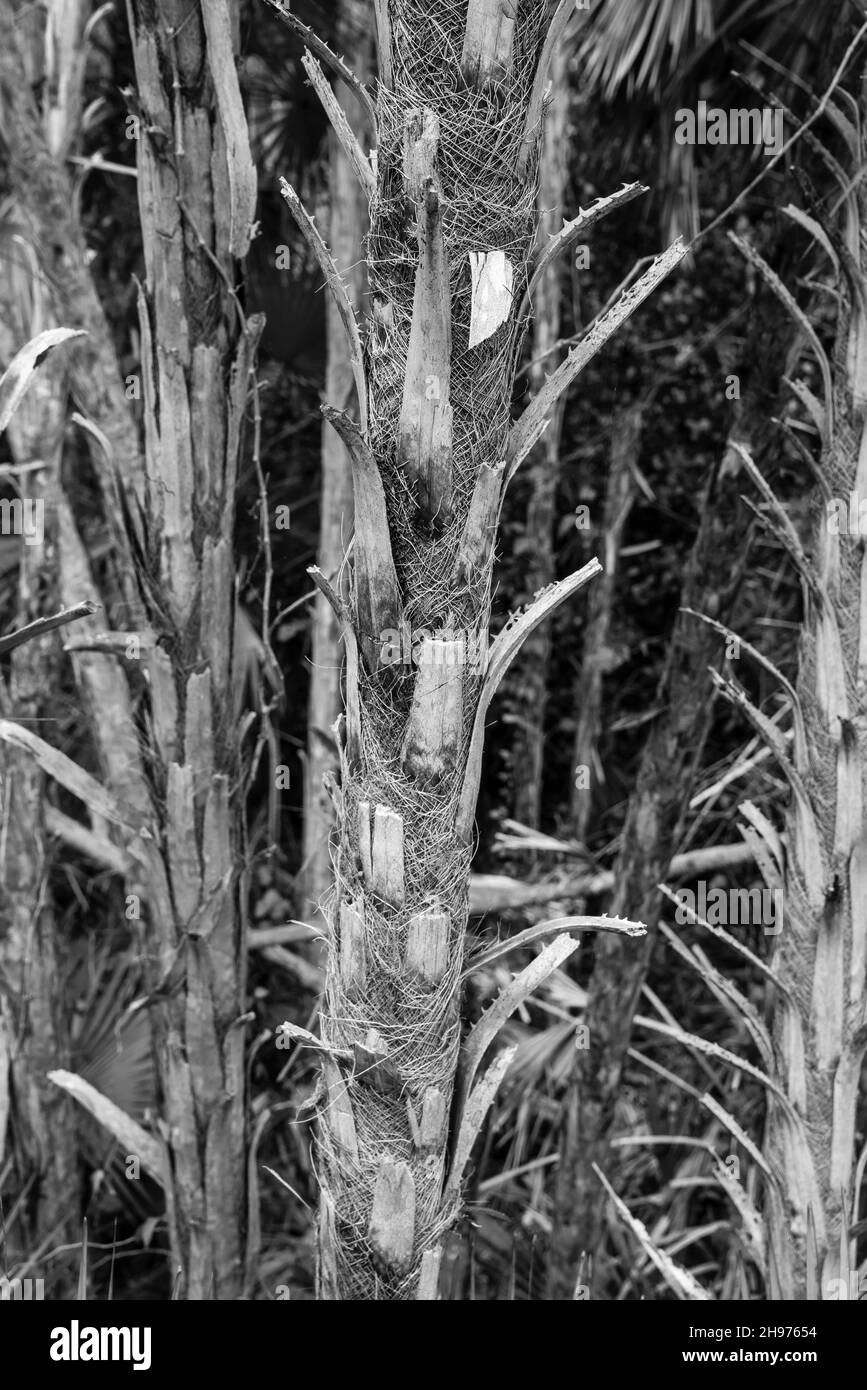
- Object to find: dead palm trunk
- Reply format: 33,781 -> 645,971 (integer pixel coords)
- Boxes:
1,0 -> 261,1298
301,0 -> 373,924
746,73 -> 867,1300
121,0 -> 260,1299
570,402 -> 640,839
275,0 -> 685,1301
509,39 -> 568,828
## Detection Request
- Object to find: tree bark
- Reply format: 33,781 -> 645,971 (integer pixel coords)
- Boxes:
510,39 -> 569,829
762,74 -> 867,1299
571,403 -> 639,838
287,0 -> 685,1301
307,0 -> 570,1301
301,0 -> 373,927
123,0 -> 260,1298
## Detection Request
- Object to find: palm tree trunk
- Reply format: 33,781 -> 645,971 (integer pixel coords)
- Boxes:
314,0 -> 563,1301
570,403 -> 640,838
276,0 -> 685,1301
510,39 -> 568,828
759,73 -> 867,1299
301,0 -> 373,924
1,0 -> 260,1298
123,0 -> 260,1298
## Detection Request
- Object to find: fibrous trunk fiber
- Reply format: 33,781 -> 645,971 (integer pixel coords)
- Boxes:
314,0 -> 553,1300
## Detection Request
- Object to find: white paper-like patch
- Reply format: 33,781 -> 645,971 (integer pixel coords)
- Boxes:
468,250 -> 514,348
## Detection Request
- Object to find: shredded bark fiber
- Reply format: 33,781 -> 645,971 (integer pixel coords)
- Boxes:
315,0 -> 549,1300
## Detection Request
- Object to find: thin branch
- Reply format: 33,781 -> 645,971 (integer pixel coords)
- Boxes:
265,0 -> 378,131
176,195 -> 248,332
280,177 -> 368,434
0,600 -> 98,658
67,153 -> 137,179
307,564 -> 349,625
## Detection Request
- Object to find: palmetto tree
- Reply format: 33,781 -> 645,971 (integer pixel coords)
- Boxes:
273,0 -> 684,1300
1,0 -> 261,1298
546,0 -> 846,1299
741,37 -> 867,1300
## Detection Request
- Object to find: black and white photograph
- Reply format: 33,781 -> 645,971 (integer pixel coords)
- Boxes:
0,0 -> 864,1351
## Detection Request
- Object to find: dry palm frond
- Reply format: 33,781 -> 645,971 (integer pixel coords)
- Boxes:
594,1162 -> 713,1300
578,0 -> 715,103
